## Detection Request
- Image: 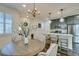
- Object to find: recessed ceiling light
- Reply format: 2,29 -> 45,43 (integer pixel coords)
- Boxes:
22,4 -> 26,8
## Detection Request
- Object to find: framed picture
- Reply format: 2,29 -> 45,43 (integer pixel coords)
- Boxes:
38,23 -> 41,28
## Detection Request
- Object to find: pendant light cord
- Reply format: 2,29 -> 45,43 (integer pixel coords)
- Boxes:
60,9 -> 63,18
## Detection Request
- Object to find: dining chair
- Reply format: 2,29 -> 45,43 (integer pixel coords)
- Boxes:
38,43 -> 58,56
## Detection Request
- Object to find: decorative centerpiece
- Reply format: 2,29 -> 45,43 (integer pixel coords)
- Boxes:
18,21 -> 29,47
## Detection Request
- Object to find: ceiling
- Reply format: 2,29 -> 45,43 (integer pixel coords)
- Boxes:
0,3 -> 79,20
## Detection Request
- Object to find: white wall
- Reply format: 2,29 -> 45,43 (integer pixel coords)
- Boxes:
0,5 -> 20,48
42,18 -> 51,33
20,17 -> 51,42
20,17 -> 51,33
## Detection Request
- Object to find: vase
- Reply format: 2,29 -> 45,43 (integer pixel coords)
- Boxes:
24,37 -> 29,47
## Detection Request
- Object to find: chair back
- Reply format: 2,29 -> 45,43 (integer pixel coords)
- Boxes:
46,43 -> 58,56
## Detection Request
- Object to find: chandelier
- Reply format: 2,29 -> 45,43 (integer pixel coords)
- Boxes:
27,3 -> 40,17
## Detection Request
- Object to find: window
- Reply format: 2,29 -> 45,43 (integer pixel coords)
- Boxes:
5,14 -> 12,33
0,12 -> 12,34
0,12 -> 4,33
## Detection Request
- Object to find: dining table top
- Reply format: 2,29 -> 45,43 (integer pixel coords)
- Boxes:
13,39 -> 45,56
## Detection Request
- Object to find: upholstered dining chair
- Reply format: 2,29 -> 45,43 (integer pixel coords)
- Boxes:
38,43 -> 58,56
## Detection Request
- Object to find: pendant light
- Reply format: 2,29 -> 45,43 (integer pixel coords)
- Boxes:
59,9 -> 64,22
48,11 -> 51,24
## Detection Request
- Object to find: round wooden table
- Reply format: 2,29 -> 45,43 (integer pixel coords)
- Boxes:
14,39 -> 45,56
